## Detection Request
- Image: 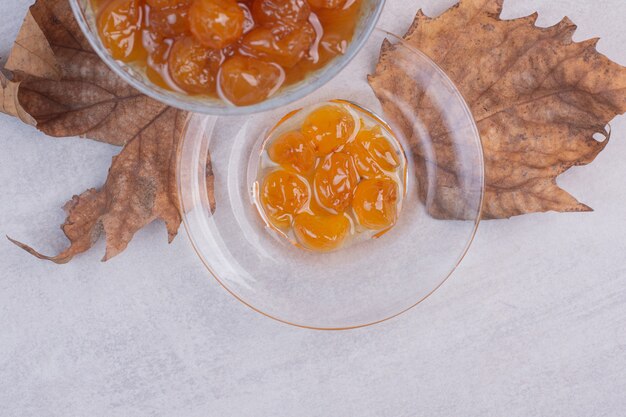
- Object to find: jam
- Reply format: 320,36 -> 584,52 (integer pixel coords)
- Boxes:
255,100 -> 407,252
94,0 -> 363,105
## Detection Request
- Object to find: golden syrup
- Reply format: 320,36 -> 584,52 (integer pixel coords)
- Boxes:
93,0 -> 364,106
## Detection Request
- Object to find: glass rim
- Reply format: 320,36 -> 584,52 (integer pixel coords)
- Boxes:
176,28 -> 485,330
68,0 -> 387,116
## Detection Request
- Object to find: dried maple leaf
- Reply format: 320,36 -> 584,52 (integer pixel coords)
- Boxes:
9,108 -> 188,263
0,73 -> 36,126
369,0 -> 626,219
2,0 -> 214,262
5,0 -> 172,146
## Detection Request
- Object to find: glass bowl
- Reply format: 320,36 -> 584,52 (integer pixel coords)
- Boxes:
69,0 -> 385,116
177,28 -> 484,330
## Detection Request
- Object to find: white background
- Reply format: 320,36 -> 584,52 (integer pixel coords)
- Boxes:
2,0 -> 626,416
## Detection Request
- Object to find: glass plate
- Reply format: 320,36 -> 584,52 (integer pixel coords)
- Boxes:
177,28 -> 484,330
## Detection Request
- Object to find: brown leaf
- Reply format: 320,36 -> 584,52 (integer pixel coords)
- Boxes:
2,0 -> 172,147
9,107 -> 190,263
369,0 -> 626,219
5,10 -> 61,80
8,189 -> 106,264
3,0 -> 215,262
0,73 -> 36,125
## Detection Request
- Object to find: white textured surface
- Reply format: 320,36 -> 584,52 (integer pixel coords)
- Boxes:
1,0 -> 626,416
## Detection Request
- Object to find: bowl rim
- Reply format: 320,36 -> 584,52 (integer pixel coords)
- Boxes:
69,0 -> 386,116
176,28 -> 485,331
